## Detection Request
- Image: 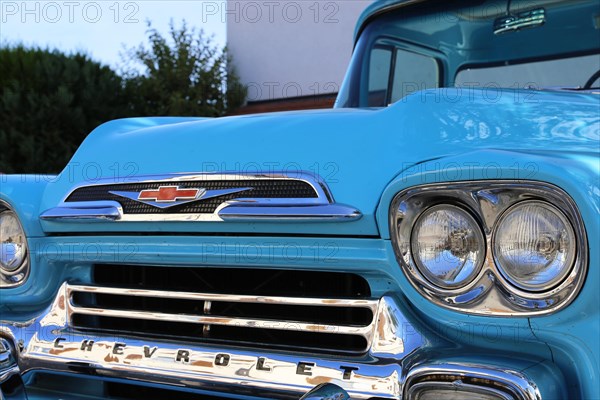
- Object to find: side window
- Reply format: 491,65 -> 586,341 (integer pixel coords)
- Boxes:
367,43 -> 439,106
368,47 -> 392,107
390,50 -> 439,103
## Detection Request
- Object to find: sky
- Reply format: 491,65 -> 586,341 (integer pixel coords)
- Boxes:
0,1 -> 227,69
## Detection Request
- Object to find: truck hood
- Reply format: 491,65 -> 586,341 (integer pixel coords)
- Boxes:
39,89 -> 600,235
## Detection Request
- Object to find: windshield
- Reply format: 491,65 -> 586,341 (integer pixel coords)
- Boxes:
336,0 -> 600,108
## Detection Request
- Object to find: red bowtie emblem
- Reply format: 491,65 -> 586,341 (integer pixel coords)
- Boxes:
138,186 -> 201,202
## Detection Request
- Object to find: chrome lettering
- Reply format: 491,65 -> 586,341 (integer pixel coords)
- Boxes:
80,340 -> 94,351
112,342 -> 126,355
257,357 -> 271,371
214,353 -> 230,366
176,350 -> 190,363
143,346 -> 158,358
296,362 -> 314,376
339,366 -> 358,380
60,339 -> 352,382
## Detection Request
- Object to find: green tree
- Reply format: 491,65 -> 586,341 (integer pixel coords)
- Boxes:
0,45 -> 132,174
123,21 -> 246,117
0,22 -> 246,174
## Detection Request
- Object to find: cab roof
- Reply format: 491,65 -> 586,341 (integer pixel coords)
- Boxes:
354,0 -> 428,42
354,0 -> 600,46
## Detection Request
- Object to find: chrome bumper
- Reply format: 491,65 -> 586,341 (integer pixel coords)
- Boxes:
0,339 -> 27,400
1,287 -> 553,399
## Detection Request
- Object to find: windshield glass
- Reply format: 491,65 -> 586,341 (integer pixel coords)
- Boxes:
455,55 -> 600,89
336,0 -> 600,108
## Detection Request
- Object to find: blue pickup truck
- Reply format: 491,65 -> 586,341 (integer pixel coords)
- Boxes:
1,0 -> 599,399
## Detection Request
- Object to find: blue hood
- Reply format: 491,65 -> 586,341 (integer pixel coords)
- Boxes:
39,88 -> 600,235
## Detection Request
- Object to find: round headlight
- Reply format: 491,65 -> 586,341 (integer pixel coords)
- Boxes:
411,205 -> 485,289
0,210 -> 28,274
493,201 -> 576,292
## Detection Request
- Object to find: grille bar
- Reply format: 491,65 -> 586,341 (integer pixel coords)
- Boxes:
67,285 -> 377,308
69,306 -> 374,336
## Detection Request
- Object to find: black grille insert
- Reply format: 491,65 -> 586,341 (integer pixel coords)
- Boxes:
92,265 -> 371,298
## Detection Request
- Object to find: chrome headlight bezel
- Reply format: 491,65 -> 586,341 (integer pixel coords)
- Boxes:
389,181 -> 587,316
404,363 -> 542,400
0,201 -> 30,288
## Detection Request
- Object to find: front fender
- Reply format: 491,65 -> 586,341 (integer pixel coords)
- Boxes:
375,148 -> 600,399
0,175 -> 56,315
0,175 -> 51,238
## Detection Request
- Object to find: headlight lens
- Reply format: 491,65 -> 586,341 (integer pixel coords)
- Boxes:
493,200 -> 576,291
0,210 -> 28,274
411,205 -> 485,289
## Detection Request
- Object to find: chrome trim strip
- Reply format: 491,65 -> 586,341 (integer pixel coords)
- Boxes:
389,180 -> 588,316
41,204 -> 362,222
218,204 -> 362,221
493,8 -> 545,35
40,172 -> 363,223
222,197 -> 329,206
40,201 -> 123,221
404,362 -> 542,400
67,285 -> 379,308
69,306 -> 374,337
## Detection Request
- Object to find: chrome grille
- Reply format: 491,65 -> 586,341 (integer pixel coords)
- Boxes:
66,179 -> 318,214
67,266 -> 377,354
40,172 -> 363,223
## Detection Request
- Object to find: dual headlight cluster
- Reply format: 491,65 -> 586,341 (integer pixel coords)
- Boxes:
0,204 -> 29,287
412,200 -> 574,292
391,181 -> 586,315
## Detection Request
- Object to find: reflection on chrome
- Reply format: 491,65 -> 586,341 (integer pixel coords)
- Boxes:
300,383 -> 350,400
0,202 -> 30,288
405,362 -> 542,400
0,338 -> 27,400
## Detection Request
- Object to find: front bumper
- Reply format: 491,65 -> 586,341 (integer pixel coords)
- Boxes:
1,290 -> 559,399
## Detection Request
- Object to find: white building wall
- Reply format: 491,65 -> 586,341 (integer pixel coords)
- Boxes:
226,0 -> 373,102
